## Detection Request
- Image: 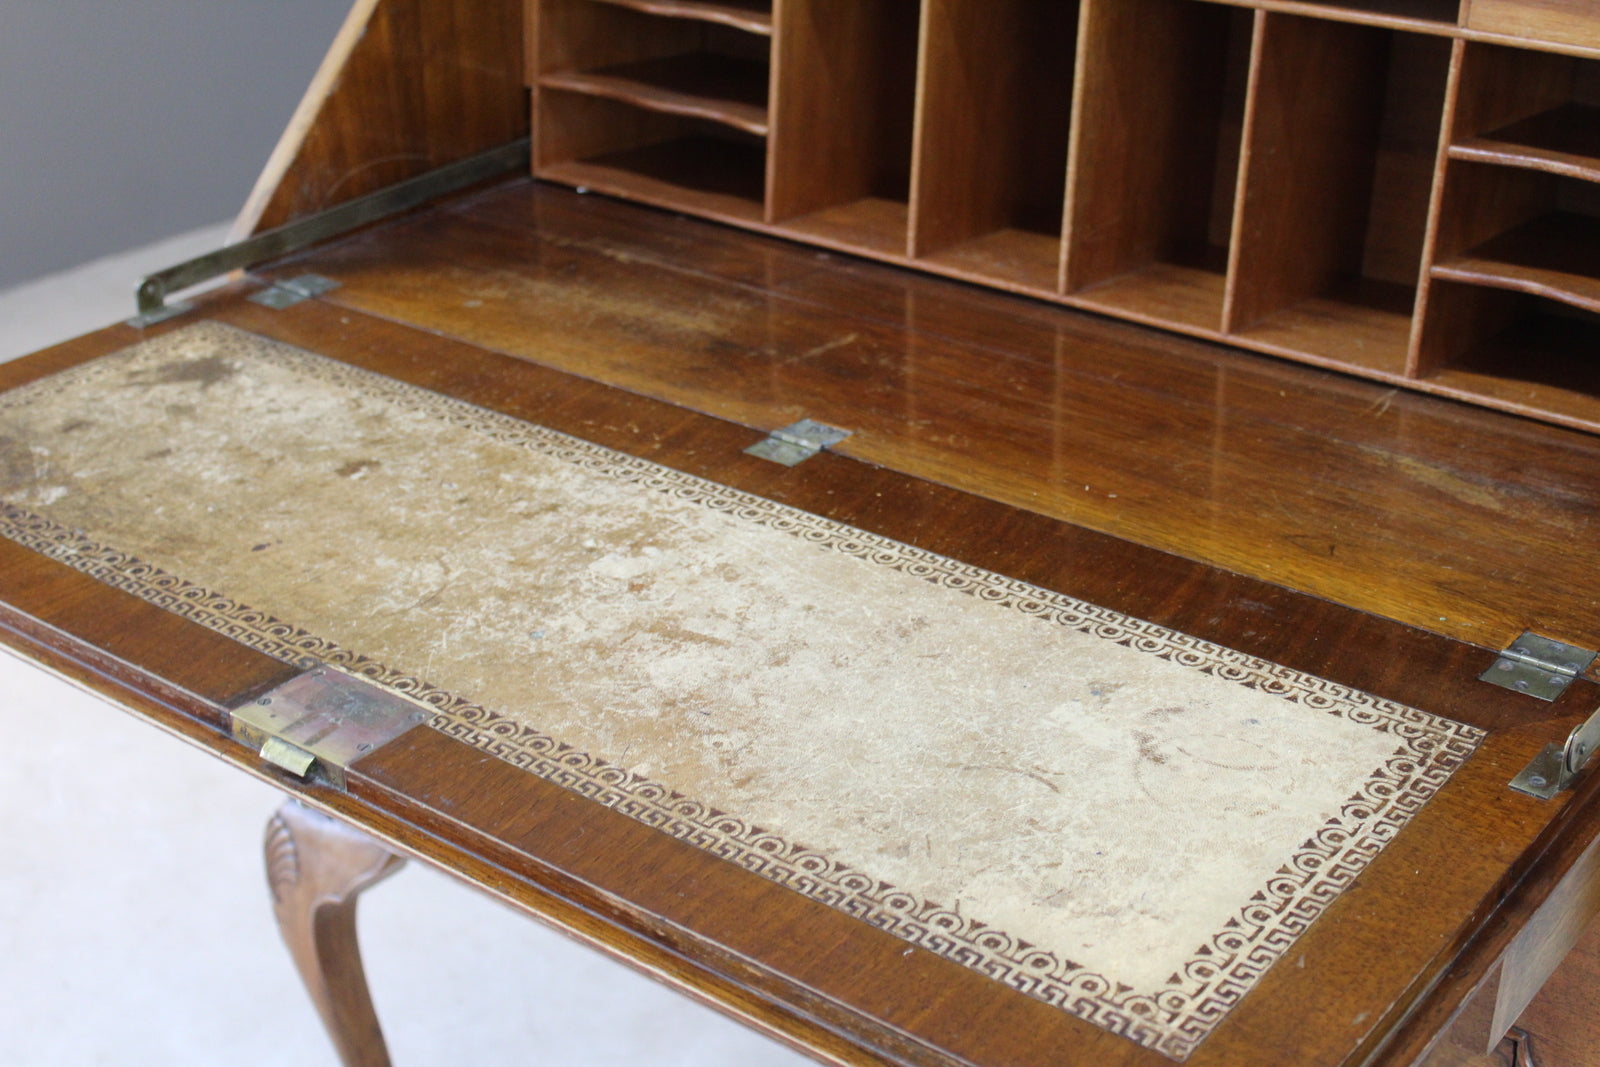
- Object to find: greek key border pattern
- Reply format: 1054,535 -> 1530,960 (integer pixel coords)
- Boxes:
0,324 -> 1488,1059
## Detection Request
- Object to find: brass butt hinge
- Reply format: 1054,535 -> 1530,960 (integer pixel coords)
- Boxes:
1481,632 -> 1596,702
249,273 -> 340,310
230,666 -> 433,791
744,418 -> 852,467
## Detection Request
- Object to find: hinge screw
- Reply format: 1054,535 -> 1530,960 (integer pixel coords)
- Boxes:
1530,775 -> 1548,788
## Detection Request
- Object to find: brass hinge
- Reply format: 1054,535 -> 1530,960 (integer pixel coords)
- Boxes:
744,418 -> 852,467
248,273 -> 340,309
230,666 -> 432,791
1511,703 -> 1600,799
1481,631 -> 1596,702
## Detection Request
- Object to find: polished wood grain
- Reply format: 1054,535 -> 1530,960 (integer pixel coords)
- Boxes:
236,0 -> 526,236
538,53 -> 769,135
1452,104 -> 1600,184
1432,212 -> 1600,314
267,801 -> 406,1067
261,179 -> 1600,659
8,283 -> 1600,1065
585,0 -> 773,36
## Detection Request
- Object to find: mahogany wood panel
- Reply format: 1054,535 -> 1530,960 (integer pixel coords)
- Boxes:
262,180 -> 1600,659
8,284 -> 1600,1064
1506,903 -> 1600,1065
236,0 -> 526,237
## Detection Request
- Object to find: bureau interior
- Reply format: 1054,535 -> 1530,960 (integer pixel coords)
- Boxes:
524,0 -> 1600,432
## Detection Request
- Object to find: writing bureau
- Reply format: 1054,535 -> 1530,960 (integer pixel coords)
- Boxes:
6,0 -> 1600,1065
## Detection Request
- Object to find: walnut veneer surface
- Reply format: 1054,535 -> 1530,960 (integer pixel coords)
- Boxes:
4,180 -> 1600,1065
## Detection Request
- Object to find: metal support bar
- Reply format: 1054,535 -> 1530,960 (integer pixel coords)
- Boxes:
132,138 -> 531,325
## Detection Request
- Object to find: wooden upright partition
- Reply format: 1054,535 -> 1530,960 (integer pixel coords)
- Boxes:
1226,18 -> 1450,377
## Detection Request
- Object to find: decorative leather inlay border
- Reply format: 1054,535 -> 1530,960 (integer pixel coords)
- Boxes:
0,325 -> 1485,1059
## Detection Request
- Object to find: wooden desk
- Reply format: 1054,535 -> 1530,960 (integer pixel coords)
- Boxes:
8,0 -> 1600,1061
4,177 -> 1600,1066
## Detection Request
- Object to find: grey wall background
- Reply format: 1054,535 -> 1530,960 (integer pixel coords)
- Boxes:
0,1 -> 351,291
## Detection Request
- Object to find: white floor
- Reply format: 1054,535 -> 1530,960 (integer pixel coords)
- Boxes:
0,232 -> 813,1066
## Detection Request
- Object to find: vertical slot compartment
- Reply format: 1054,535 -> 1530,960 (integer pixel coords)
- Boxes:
1449,42 -> 1600,185
1416,283 -> 1600,429
1063,0 -> 1253,333
1225,19 -> 1451,376
768,0 -> 921,254
907,0 -> 1079,294
532,0 -> 772,222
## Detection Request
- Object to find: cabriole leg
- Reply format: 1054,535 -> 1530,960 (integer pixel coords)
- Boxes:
265,799 -> 406,1067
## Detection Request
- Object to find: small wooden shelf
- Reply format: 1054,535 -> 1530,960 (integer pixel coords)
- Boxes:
782,198 -> 911,257
583,0 -> 773,35
1276,0 -> 1460,25
540,137 -> 767,223
539,53 -> 770,136
1432,213 -> 1600,315
1451,104 -> 1600,183
1234,282 -> 1416,377
919,229 -> 1063,294
1421,290 -> 1600,430
1073,264 -> 1231,334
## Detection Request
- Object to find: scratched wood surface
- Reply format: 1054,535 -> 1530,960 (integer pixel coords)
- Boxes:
254,178 -> 1600,663
3,281 -> 1600,1065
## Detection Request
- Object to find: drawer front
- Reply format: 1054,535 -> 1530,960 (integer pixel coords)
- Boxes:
1469,0 -> 1600,52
